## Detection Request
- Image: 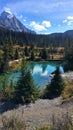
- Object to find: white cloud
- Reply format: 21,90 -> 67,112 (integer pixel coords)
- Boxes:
42,21 -> 51,28
67,16 -> 73,20
30,20 -> 51,32
30,21 -> 46,31
67,20 -> 73,25
63,19 -> 67,23
23,19 -> 26,22
63,16 -> 73,26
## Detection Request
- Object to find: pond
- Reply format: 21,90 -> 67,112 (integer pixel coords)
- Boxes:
29,62 -> 64,88
0,61 -> 64,89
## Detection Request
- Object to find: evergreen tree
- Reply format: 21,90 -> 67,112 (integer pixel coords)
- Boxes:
44,67 -> 65,99
0,44 -> 9,73
24,46 -> 29,57
65,38 -> 73,62
0,50 -> 3,63
0,35 -> 14,73
30,50 -> 35,61
14,48 -> 19,60
41,48 -> 48,60
8,35 -> 14,60
14,57 -> 40,103
2,75 -> 7,96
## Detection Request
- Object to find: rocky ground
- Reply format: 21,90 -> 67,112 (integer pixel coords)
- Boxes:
62,71 -> 73,81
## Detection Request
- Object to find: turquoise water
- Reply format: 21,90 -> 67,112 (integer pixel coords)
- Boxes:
0,62 -> 64,89
29,62 -> 64,88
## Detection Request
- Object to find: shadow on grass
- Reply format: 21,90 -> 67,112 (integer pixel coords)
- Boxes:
0,101 -> 18,114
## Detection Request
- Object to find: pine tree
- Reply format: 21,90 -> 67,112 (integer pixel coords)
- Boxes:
30,50 -> 35,61
44,67 -> 65,99
65,38 -> 73,62
15,57 -> 40,103
8,35 -> 14,60
41,48 -> 48,60
0,36 -> 13,73
0,44 -> 9,73
14,48 -> 19,60
24,46 -> 29,57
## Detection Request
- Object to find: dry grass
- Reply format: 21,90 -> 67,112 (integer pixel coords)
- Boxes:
0,115 -> 26,130
0,50 -> 3,54
51,113 -> 73,130
9,60 -> 20,71
36,126 -> 51,130
50,54 -> 64,60
62,79 -> 73,100
37,113 -> 73,130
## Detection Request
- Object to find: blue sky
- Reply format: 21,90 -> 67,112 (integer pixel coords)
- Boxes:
0,0 -> 73,34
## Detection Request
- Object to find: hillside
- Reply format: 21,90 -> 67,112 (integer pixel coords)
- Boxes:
0,97 -> 73,130
0,27 -> 73,47
0,11 -> 35,34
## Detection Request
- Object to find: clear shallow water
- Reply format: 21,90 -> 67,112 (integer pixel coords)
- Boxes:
0,62 -> 64,89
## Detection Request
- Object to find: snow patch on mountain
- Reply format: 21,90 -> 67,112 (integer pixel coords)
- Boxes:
4,7 -> 13,15
0,10 -> 35,34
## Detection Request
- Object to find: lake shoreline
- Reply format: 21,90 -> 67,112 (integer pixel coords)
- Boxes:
0,60 -> 68,90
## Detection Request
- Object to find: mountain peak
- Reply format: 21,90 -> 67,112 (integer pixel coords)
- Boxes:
4,8 -> 13,15
1,9 -> 14,19
0,10 -> 35,34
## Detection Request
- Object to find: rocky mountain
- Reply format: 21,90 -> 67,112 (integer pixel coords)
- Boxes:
0,13 -> 73,47
0,10 -> 35,34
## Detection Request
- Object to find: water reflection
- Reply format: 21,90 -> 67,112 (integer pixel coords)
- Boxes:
0,62 -> 64,89
29,62 -> 64,88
